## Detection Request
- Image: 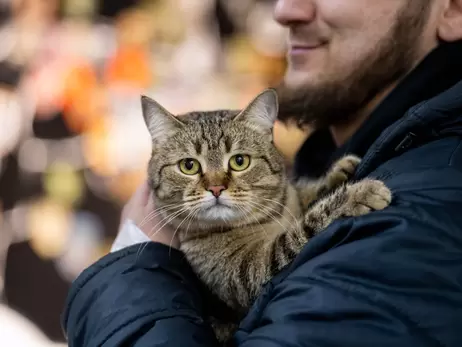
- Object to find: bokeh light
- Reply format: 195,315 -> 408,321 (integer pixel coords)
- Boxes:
0,0 -> 310,344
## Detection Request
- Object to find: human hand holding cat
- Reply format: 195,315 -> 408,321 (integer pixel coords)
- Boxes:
116,180 -> 180,250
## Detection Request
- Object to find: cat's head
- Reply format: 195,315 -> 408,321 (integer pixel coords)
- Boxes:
142,89 -> 287,232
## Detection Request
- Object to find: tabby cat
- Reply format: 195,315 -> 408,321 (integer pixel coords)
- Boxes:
141,89 -> 392,342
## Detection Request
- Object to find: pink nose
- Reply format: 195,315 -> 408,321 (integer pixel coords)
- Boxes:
208,185 -> 226,198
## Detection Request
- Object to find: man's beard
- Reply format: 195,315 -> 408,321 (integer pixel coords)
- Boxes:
276,1 -> 432,129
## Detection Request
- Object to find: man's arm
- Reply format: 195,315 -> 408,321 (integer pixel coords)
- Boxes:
62,242 -> 220,347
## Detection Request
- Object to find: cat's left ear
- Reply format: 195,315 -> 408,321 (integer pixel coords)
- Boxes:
141,95 -> 184,143
234,88 -> 279,133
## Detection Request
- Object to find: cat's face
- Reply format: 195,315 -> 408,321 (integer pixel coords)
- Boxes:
142,89 -> 287,232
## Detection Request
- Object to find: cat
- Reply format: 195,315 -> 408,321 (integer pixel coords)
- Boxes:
141,88 -> 392,343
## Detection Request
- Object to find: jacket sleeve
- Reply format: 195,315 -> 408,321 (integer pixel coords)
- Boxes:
62,242 -> 220,347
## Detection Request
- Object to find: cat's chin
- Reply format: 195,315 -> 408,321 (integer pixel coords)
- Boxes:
198,204 -> 240,223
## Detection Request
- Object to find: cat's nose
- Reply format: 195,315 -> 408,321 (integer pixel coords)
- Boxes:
208,185 -> 226,198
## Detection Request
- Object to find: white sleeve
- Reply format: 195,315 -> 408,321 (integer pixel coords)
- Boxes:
111,219 -> 152,253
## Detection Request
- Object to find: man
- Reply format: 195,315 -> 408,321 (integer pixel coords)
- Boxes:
62,1 -> 462,346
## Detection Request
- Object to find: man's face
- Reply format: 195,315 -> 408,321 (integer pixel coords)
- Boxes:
274,0 -> 436,127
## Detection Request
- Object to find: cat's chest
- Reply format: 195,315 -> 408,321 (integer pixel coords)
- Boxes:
180,229 -> 265,275
180,230 -> 271,309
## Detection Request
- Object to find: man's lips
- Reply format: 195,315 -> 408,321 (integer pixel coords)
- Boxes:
289,43 -> 326,55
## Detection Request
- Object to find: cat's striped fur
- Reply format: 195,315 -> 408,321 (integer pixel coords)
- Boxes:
142,89 -> 392,342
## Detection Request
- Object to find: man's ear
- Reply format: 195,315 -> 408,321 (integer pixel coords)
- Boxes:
438,0 -> 462,42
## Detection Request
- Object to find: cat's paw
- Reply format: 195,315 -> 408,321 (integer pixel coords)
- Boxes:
325,155 -> 362,189
344,179 -> 392,216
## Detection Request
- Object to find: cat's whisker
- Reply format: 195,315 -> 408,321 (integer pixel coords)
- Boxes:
243,200 -> 297,235
245,206 -> 285,237
258,197 -> 300,227
245,198 -> 300,232
183,208 -> 201,241
138,203 -> 183,228
184,208 -> 199,236
168,206 -> 200,255
139,199 -> 205,230
148,207 -> 190,237
138,208 -> 177,230
135,241 -> 150,263
236,204 -> 268,237
146,201 -> 207,243
136,206 -> 190,260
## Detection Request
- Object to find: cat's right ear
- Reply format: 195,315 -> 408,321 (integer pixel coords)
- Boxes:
141,95 -> 183,142
234,88 -> 279,134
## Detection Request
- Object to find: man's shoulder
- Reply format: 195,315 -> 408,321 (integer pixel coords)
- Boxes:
285,135 -> 462,282
372,136 -> 462,191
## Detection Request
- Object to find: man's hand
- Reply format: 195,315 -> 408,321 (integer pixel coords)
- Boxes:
113,180 -> 180,251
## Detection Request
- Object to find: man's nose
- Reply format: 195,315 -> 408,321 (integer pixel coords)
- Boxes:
208,185 -> 226,198
274,0 -> 316,26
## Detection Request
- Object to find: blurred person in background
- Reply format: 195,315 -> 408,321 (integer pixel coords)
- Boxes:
63,0 -> 462,346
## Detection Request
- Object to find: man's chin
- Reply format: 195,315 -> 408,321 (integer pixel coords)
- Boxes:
283,69 -> 318,90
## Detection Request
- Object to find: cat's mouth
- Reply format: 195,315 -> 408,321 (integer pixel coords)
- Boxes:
203,198 -> 233,212
197,197 -> 240,222
203,194 -> 233,207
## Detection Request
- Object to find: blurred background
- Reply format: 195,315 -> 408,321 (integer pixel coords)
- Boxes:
0,0 -> 309,345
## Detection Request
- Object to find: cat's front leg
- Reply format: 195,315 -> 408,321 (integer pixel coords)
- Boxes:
322,154 -> 361,191
303,179 -> 392,235
296,155 -> 361,208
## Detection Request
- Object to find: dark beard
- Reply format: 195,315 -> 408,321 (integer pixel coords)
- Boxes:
276,1 -> 431,129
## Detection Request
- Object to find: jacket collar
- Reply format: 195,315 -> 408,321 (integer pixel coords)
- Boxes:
294,40 -> 462,178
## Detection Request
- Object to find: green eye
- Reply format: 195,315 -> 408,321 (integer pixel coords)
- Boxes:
229,154 -> 251,172
179,158 -> 201,175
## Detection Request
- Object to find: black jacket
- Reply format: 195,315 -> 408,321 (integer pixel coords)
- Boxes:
62,42 -> 462,347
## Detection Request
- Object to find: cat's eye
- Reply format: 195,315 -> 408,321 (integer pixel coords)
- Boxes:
179,158 -> 201,175
229,154 -> 251,172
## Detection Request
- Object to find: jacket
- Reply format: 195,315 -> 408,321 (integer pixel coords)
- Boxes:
62,42 -> 462,347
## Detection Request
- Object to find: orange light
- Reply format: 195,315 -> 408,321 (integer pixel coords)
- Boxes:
104,45 -> 152,89
62,63 -> 105,133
